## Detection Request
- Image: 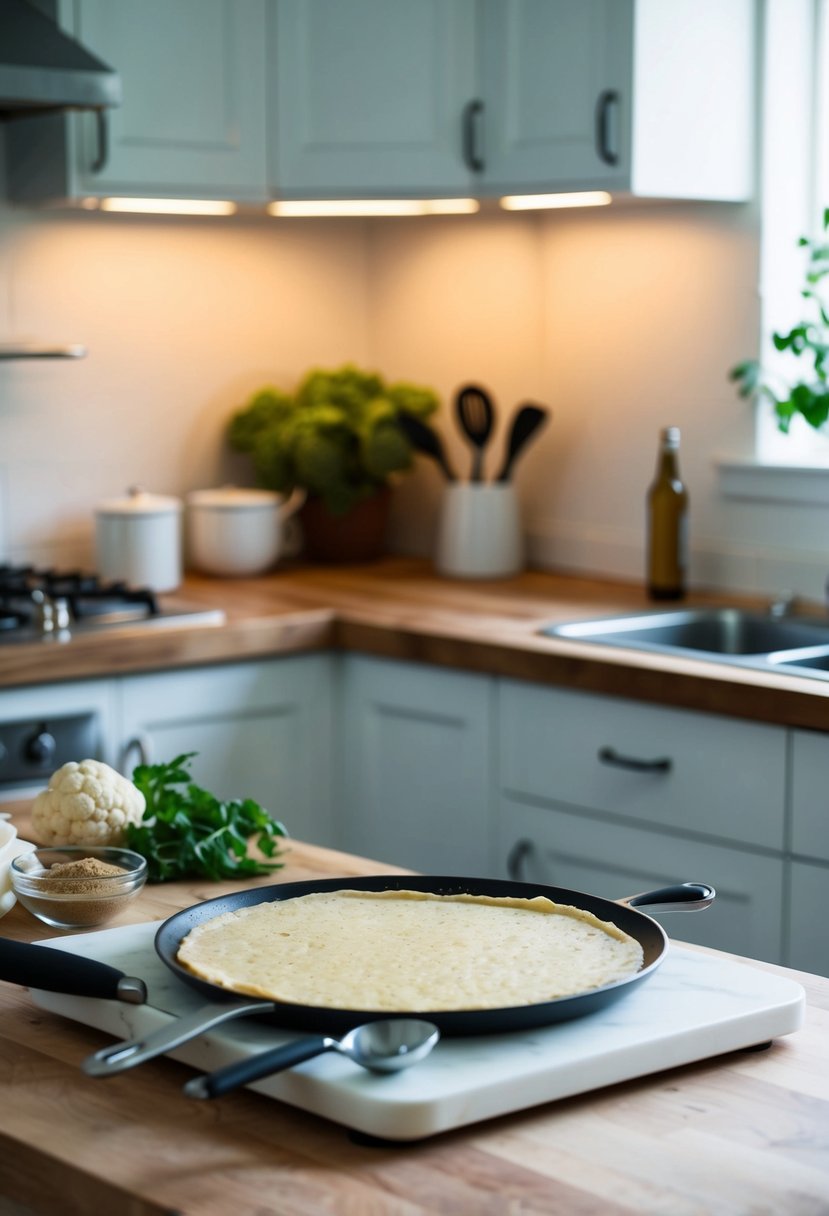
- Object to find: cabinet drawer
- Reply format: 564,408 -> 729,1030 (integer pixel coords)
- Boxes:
790,729 -> 829,862
498,797 -> 784,964
499,681 -> 786,850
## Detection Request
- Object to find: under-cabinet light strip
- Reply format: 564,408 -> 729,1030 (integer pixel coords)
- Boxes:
84,194 -> 611,218
499,191 -> 612,210
93,198 -> 238,215
267,198 -> 479,217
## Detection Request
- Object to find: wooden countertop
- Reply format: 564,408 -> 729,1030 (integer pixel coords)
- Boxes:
5,558 -> 829,730
0,804 -> 828,1216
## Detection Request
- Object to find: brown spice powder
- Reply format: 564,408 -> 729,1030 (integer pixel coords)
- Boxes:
24,856 -> 134,926
41,857 -> 128,894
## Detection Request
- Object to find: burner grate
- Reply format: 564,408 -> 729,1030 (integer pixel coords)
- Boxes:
0,564 -> 222,643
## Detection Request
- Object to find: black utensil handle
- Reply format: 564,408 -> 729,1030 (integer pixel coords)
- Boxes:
0,938 -> 146,1003
598,746 -> 672,774
621,883 -> 716,914
595,89 -> 620,165
462,99 -> 485,172
185,1034 -> 332,1100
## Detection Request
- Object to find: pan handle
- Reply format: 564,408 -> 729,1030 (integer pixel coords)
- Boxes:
618,882 -> 715,914
0,938 -> 146,1004
81,996 -> 277,1077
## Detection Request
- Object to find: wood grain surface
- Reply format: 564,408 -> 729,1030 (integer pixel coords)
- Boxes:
0,806 -> 828,1216
4,558 -> 829,731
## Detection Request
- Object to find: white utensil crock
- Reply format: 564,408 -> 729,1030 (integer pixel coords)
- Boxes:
95,488 -> 183,593
436,483 -> 524,579
186,486 -> 305,577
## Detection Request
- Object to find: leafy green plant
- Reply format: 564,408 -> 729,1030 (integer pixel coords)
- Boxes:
730,208 -> 829,433
125,753 -> 287,883
228,363 -> 440,516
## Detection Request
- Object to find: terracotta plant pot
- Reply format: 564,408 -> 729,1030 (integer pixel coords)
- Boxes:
299,488 -> 391,563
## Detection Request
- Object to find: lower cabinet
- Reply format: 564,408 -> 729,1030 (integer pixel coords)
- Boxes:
338,655 -> 494,874
497,797 -> 784,964
787,860 -> 829,975
117,655 -> 335,848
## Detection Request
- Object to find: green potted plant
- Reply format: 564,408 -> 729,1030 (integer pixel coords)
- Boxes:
227,364 -> 440,562
730,208 -> 829,433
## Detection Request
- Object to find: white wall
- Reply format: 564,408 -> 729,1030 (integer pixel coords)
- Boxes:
0,204 -> 370,569
3,193 -> 828,600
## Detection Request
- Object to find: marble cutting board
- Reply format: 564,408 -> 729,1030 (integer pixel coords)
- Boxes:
30,921 -> 805,1141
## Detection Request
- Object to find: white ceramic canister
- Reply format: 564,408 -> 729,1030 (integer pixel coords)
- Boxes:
186,485 -> 304,577
435,483 -> 524,579
95,487 -> 184,592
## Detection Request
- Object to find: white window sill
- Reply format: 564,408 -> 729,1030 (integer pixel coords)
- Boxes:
718,458 -> 829,504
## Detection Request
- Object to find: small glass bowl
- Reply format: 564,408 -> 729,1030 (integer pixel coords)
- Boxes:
10,846 -> 148,930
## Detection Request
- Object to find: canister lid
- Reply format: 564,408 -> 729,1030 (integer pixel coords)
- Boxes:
186,485 -> 280,510
96,486 -> 183,516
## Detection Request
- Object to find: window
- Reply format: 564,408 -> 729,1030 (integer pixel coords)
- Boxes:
756,0 -> 829,467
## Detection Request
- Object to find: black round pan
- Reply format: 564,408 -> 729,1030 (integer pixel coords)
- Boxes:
154,874 -> 714,1037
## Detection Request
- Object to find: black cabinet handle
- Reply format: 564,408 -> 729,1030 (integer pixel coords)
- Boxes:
91,107 -> 109,174
598,746 -> 672,774
595,89 -> 619,165
506,838 -> 535,882
462,99 -> 485,172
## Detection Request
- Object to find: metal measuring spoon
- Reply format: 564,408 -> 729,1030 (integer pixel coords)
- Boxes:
184,1017 -> 440,1100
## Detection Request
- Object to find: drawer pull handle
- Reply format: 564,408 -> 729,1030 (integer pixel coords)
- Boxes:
506,838 -> 535,882
598,746 -> 672,774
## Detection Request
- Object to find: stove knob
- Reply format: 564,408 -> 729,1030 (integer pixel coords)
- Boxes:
25,726 -> 57,766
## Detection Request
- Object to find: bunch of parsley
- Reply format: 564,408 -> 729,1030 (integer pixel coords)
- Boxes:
125,752 -> 288,883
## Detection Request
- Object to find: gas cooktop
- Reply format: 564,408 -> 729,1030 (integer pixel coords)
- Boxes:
0,564 -> 224,644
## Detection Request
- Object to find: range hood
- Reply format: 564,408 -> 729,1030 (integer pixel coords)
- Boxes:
0,0 -> 121,120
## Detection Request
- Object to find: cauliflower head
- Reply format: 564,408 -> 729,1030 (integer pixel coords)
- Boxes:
32,759 -> 146,847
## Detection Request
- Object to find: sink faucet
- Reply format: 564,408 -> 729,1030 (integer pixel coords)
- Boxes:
769,591 -> 797,618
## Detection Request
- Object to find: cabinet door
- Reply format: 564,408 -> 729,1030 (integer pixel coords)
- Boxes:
790,729 -> 829,863
787,860 -> 829,977
498,797 -> 785,964
478,0 -> 632,194
268,0 -> 476,196
339,656 -> 494,873
69,0 -> 267,199
117,656 -> 333,846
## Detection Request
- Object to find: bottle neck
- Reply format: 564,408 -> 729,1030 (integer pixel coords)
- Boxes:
657,446 -> 679,478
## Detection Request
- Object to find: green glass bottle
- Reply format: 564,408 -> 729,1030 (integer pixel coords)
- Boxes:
646,426 -> 689,600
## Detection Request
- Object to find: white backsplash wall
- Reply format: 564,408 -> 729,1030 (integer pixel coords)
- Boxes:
2,194 -> 829,599
370,203 -> 829,601
0,205 -> 371,569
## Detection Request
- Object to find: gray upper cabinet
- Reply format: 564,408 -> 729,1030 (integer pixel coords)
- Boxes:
268,0 -> 755,203
478,0 -> 754,202
477,0 -> 633,196
267,0 -> 476,198
6,0 -> 268,205
5,0 -> 754,206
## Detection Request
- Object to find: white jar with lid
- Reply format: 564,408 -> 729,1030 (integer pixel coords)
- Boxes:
95,487 -> 183,592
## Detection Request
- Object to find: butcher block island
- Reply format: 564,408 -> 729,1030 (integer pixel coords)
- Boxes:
0,812 -> 828,1215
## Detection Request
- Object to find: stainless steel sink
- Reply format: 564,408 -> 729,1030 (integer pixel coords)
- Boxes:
539,607 -> 829,675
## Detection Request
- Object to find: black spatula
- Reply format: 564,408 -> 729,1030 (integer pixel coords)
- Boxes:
495,404 -> 550,482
